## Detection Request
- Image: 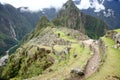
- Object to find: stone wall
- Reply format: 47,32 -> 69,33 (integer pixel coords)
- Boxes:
98,39 -> 107,63
105,30 -> 117,39
113,33 -> 120,43
113,33 -> 120,49
105,30 -> 120,49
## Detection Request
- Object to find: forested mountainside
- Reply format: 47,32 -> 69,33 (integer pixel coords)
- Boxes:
78,0 -> 120,29
2,0 -> 119,55
0,0 -> 110,80
0,3 -> 32,55
0,3 -> 57,55
53,0 -> 108,39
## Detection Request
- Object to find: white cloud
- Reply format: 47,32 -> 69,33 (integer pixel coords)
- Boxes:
0,0 -> 105,12
0,0 -> 68,11
76,0 -> 105,12
76,0 -> 91,9
91,0 -> 105,12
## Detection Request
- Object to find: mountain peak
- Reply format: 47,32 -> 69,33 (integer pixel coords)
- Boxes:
53,0 -> 108,39
64,0 -> 74,6
36,16 -> 49,29
63,0 -> 77,10
54,0 -> 85,34
34,16 -> 51,34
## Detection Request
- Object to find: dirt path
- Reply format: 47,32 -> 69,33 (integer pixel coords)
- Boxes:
83,39 -> 100,78
67,39 -> 100,80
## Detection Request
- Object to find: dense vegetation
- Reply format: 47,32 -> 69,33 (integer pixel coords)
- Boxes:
1,26 -> 89,79
0,0 -> 114,80
0,13 -> 89,79
81,0 -> 120,29
0,3 -> 33,54
0,3 -> 57,55
53,0 -> 108,39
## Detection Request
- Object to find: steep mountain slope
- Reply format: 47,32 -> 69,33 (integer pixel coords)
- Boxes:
0,3 -> 57,55
18,7 -> 57,25
0,3 -> 34,40
53,0 -> 108,39
0,3 -> 32,55
0,0 -> 111,80
77,0 -> 120,29
1,16 -> 90,79
3,18 -> 119,80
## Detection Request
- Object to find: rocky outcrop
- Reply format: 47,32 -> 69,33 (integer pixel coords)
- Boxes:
71,68 -> 84,77
0,54 -> 9,66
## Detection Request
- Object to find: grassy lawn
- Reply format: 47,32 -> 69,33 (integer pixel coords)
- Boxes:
87,37 -> 120,80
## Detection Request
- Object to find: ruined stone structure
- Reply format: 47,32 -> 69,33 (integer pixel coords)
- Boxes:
105,30 -> 118,39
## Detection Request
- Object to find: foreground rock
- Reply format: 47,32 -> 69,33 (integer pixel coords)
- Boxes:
0,54 -> 9,66
71,68 -> 84,77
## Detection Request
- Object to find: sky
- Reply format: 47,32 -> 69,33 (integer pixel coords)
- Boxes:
0,0 -> 105,12
77,0 -> 105,12
0,0 -> 68,11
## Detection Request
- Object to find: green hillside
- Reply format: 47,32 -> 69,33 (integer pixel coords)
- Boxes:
0,3 -> 33,55
53,0 -> 108,39
1,25 -> 91,79
86,30 -> 120,80
1,0 -> 117,80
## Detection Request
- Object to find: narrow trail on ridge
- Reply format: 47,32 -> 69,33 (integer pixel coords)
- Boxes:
83,39 -> 100,78
67,39 -> 101,80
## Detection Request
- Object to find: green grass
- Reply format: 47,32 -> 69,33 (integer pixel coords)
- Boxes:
2,27 -> 91,80
29,43 -> 91,80
0,32 -> 7,40
55,30 -> 77,42
27,28 -> 91,80
115,29 -> 120,33
87,37 -> 120,80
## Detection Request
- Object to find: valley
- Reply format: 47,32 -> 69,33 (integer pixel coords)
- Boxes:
0,0 -> 120,80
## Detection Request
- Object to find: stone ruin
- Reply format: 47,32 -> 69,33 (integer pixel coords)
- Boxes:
105,30 -> 120,49
113,33 -> 120,49
105,30 -> 118,39
98,39 -> 107,62
113,33 -> 120,43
